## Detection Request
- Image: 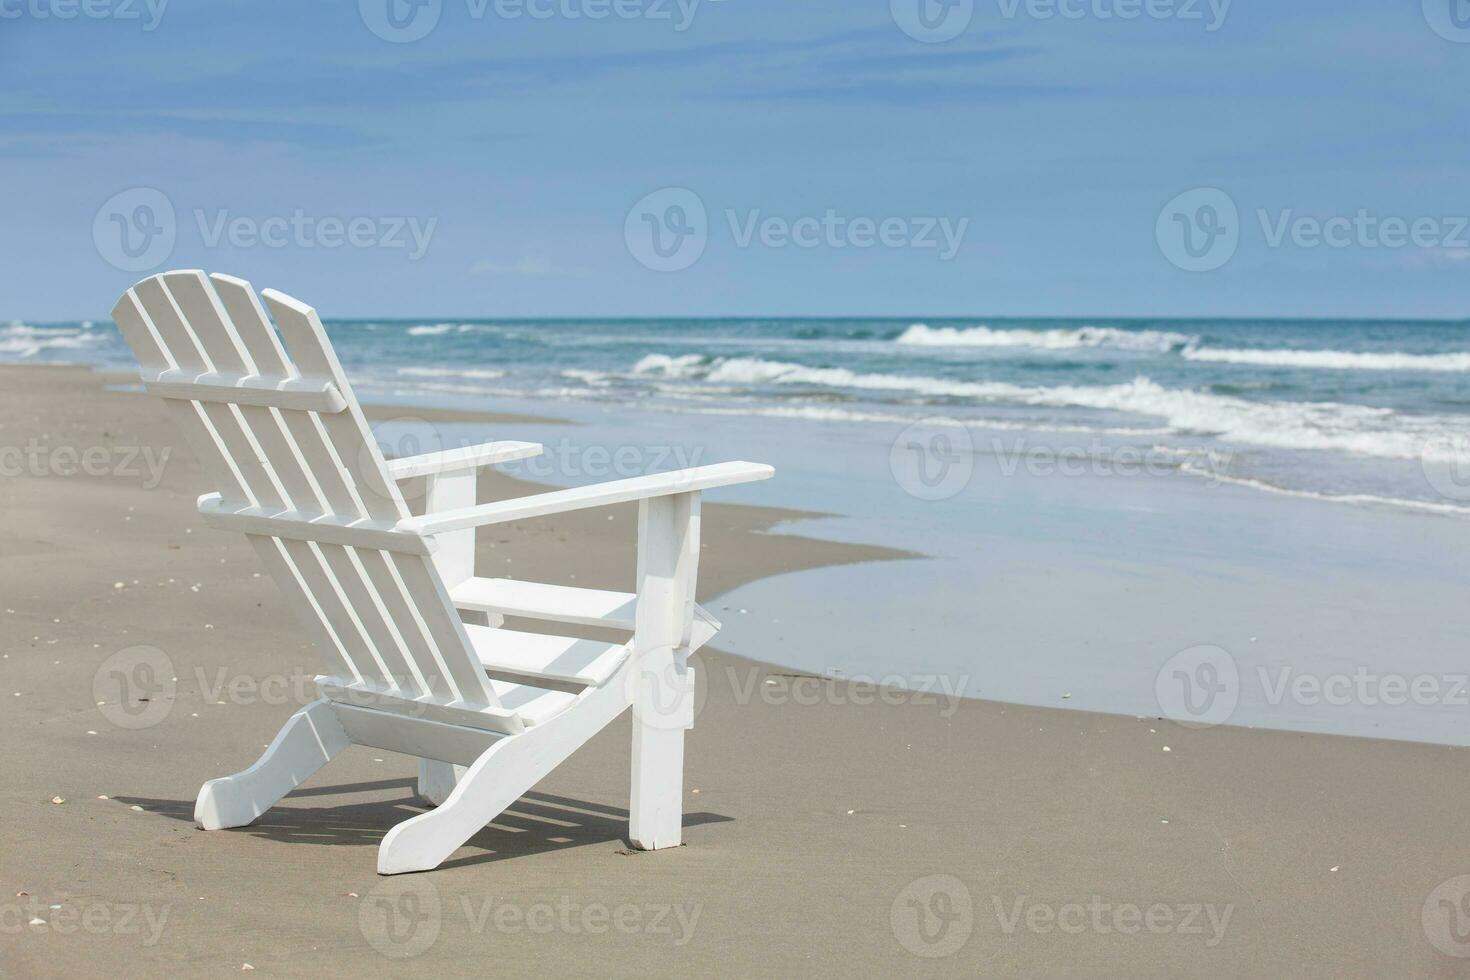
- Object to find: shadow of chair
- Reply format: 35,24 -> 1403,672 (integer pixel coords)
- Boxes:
116,784 -> 733,871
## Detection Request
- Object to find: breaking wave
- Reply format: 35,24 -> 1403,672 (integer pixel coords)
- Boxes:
630,353 -> 1465,462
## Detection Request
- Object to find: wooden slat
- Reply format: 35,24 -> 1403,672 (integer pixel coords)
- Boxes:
143,371 -> 346,413
261,288 -> 501,710
111,287 -> 362,686
122,272 -> 504,712
317,682 -> 538,736
450,577 -> 720,652
208,274 -> 457,702
146,273 -> 401,691
408,462 -> 775,536
330,703 -> 508,767
197,495 -> 430,554
260,289 -> 403,520
209,274 -> 361,515
179,272 -> 438,700
465,624 -> 630,687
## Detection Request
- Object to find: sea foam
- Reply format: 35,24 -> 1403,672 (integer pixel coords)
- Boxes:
897,323 -> 1194,353
0,323 -> 104,357
1181,346 -> 1470,372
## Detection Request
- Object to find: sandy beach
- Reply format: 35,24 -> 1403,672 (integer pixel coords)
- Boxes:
4,363 -> 1470,978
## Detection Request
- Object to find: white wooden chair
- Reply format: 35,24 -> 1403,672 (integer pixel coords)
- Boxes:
111,270 -> 773,874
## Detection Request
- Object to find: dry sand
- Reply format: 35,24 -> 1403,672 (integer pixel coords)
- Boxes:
2,364 -> 1469,978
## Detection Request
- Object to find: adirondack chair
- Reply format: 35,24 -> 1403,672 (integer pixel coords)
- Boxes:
110,270 -> 773,874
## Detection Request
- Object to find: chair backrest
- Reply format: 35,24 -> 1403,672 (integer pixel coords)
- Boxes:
112,270 -> 501,712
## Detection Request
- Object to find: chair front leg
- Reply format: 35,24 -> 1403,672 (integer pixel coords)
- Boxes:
629,491 -> 701,850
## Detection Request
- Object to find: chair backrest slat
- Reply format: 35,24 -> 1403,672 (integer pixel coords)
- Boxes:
112,289 -> 362,686
153,272 -> 426,695
258,285 -> 495,705
111,271 -> 500,710
211,275 -> 465,702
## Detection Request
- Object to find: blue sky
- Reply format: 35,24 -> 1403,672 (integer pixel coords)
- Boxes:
3,0 -> 1468,321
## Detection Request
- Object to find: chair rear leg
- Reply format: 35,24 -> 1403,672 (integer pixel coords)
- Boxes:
196,698 -> 350,830
416,760 -> 464,807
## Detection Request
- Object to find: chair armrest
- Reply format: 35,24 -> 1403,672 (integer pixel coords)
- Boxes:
386,441 -> 542,480
402,461 -> 774,536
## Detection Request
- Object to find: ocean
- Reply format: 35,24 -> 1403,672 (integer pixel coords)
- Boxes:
8,315 -> 1470,516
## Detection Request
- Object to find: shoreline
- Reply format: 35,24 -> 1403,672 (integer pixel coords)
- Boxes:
14,361 -> 1470,749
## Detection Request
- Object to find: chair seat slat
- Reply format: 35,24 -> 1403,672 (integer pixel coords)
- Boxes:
465,624 -> 629,688
451,577 -> 721,652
